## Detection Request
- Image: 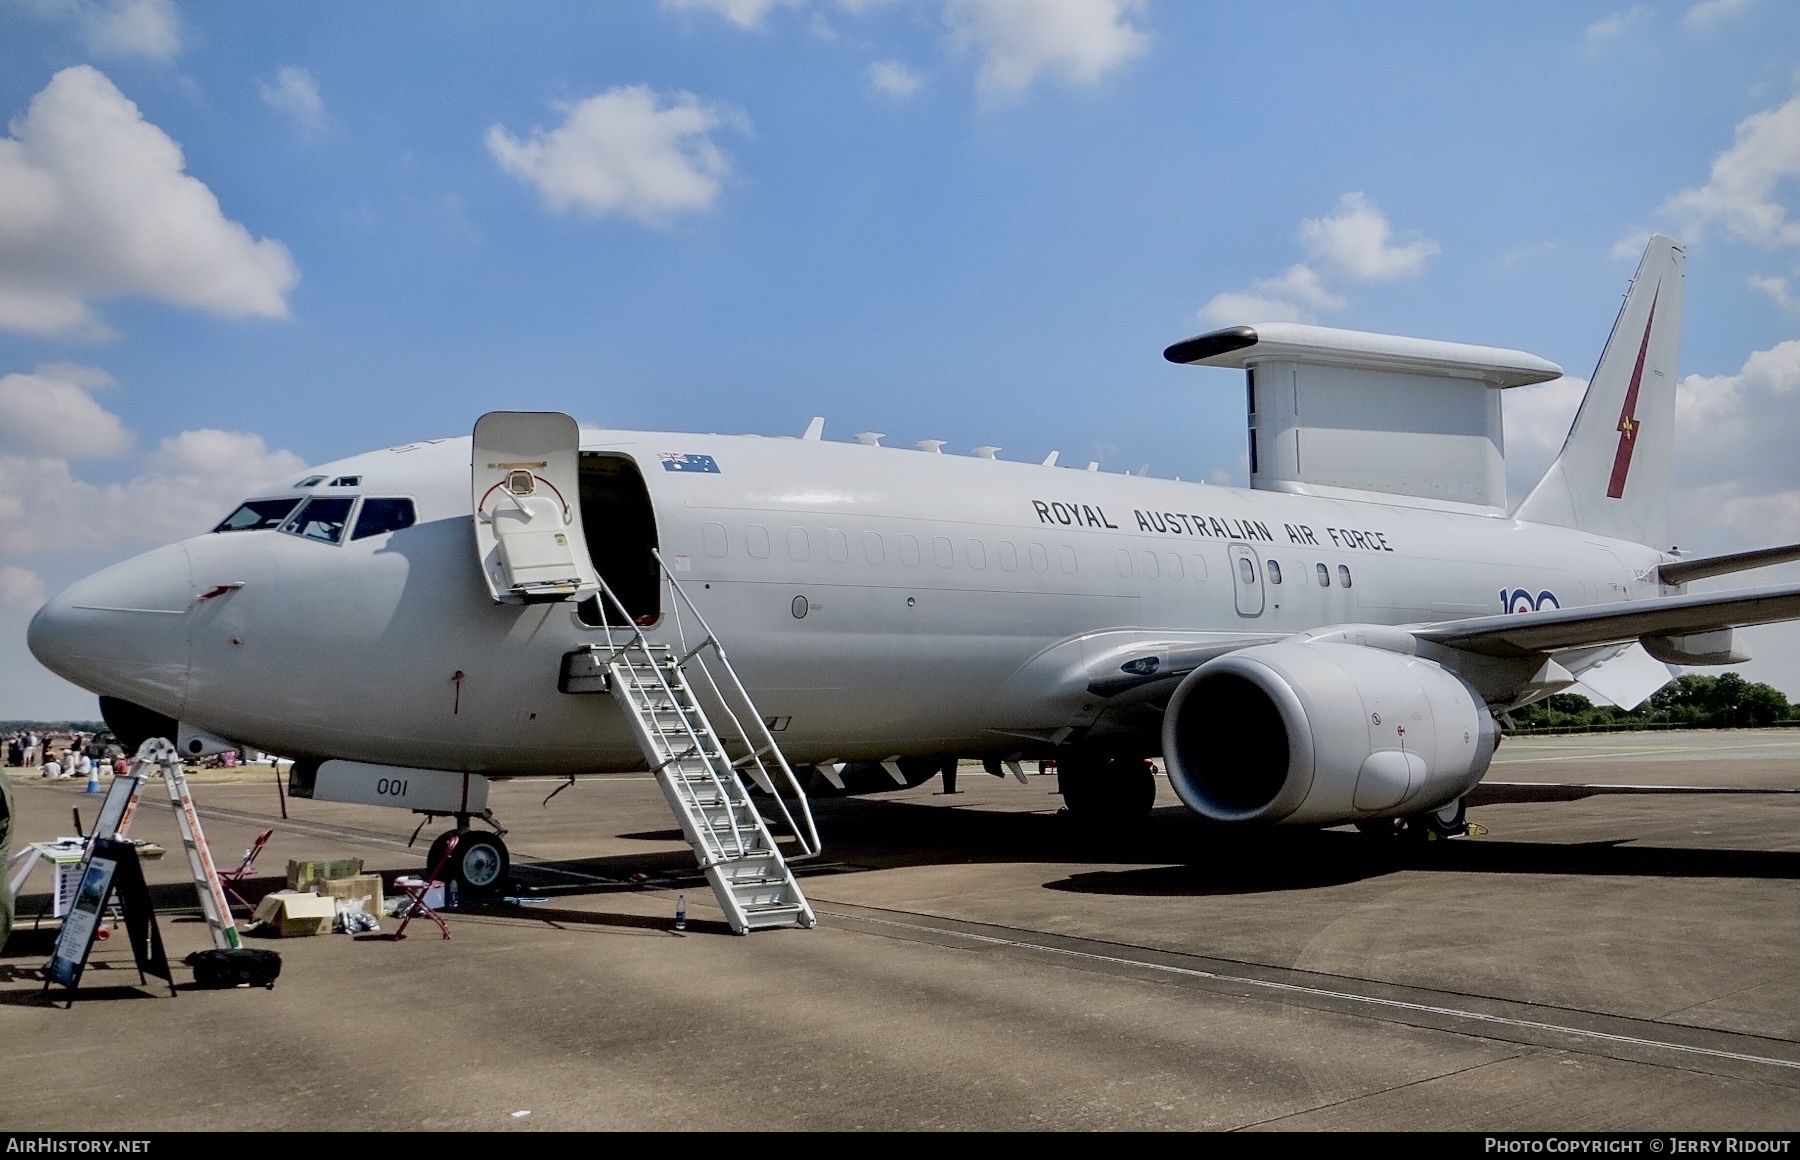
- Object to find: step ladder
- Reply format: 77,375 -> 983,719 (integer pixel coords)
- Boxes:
573,552 -> 820,935
106,739 -> 241,951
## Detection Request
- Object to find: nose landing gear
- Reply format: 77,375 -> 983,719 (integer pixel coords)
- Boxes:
414,810 -> 511,896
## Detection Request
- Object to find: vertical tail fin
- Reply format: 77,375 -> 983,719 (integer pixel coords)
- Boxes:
1515,235 -> 1685,547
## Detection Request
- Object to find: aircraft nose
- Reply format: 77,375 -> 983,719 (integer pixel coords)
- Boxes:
28,542 -> 195,717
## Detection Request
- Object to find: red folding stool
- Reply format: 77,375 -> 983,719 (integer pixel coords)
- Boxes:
218,828 -> 274,915
391,834 -> 458,940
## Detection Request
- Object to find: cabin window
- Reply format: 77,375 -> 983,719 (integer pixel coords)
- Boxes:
1166,553 -> 1182,579
826,528 -> 849,563
967,539 -> 986,570
1236,556 -> 1255,585
787,526 -> 810,562
863,530 -> 885,565
1058,545 -> 1078,574
280,496 -> 355,544
747,524 -> 770,559
900,534 -> 920,566
702,523 -> 728,557
214,498 -> 301,533
1266,560 -> 1282,584
1317,563 -> 1330,587
998,541 -> 1018,571
351,498 -> 416,540
1030,543 -> 1049,573
1190,555 -> 1208,581
1115,549 -> 1133,577
1142,551 -> 1159,579
1338,564 -> 1353,588
933,537 -> 953,568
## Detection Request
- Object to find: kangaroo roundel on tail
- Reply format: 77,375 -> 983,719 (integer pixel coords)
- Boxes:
1515,235 -> 1685,548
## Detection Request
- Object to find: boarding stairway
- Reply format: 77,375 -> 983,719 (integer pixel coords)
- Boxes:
566,552 -> 820,934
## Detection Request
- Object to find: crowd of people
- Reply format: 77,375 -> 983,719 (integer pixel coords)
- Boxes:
5,730 -> 127,781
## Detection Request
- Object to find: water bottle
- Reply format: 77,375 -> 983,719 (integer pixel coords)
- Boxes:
674,894 -> 686,932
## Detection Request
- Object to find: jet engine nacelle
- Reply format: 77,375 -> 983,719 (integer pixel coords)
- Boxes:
1162,642 -> 1498,826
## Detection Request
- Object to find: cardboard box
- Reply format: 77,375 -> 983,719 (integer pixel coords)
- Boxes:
287,858 -> 364,891
319,874 -> 384,917
251,890 -> 336,937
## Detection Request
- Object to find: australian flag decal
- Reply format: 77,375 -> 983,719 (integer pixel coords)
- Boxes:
660,452 -> 720,474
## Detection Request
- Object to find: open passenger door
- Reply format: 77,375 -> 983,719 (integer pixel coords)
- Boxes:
472,412 -> 601,604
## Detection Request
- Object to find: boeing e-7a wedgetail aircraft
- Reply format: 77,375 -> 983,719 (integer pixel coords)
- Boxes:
27,236 -> 1800,933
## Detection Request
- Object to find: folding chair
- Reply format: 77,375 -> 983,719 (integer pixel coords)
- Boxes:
391,834 -> 458,941
218,828 -> 274,915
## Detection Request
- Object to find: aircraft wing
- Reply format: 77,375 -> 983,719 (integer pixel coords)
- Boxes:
1469,782 -> 1800,806
1413,582 -> 1800,659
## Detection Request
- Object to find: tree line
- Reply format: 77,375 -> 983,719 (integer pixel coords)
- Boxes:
1507,673 -> 1794,732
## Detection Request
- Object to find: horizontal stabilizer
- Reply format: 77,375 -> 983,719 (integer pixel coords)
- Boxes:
1416,583 -> 1800,658
1660,542 -> 1800,586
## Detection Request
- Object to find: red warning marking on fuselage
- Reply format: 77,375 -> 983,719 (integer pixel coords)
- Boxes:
1606,287 -> 1659,500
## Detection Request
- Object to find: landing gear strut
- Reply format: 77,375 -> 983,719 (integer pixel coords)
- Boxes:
1057,754 -> 1156,824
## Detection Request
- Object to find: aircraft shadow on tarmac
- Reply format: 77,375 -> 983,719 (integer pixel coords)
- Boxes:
583,796 -> 1800,899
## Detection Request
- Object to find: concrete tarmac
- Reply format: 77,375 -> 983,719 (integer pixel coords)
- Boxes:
2,730 -> 1796,1131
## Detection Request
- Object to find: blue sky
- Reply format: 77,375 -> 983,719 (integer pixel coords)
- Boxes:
3,0 -> 1798,715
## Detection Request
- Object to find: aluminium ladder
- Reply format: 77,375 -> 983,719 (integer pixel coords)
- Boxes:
606,642 -> 816,934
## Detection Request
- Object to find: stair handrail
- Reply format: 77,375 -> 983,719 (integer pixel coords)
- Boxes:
584,579 -> 754,861
651,550 -> 822,860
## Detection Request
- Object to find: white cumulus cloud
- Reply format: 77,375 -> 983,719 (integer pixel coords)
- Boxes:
946,0 -> 1149,98
1749,273 -> 1799,312
1660,94 -> 1800,250
487,86 -> 745,225
0,565 -> 45,610
0,366 -> 133,459
1502,375 -> 1588,505
1196,194 -> 1435,326
0,361 -> 305,559
30,0 -> 181,61
869,60 -> 924,98
1300,192 -> 1440,282
0,66 -> 299,338
1199,265 -> 1344,326
1586,8 -> 1644,49
260,66 -> 325,133
662,0 -> 806,29
1683,0 -> 1754,28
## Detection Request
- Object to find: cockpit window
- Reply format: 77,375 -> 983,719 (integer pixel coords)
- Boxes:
329,475 -> 362,487
352,498 -> 416,540
280,496 -> 355,544
294,475 -> 326,488
214,498 -> 302,533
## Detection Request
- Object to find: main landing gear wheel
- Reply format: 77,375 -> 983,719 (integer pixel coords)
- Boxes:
426,828 -> 511,896
1058,755 -> 1156,825
1355,797 -> 1469,843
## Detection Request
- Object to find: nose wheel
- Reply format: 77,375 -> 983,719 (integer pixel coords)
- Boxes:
426,828 -> 511,896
